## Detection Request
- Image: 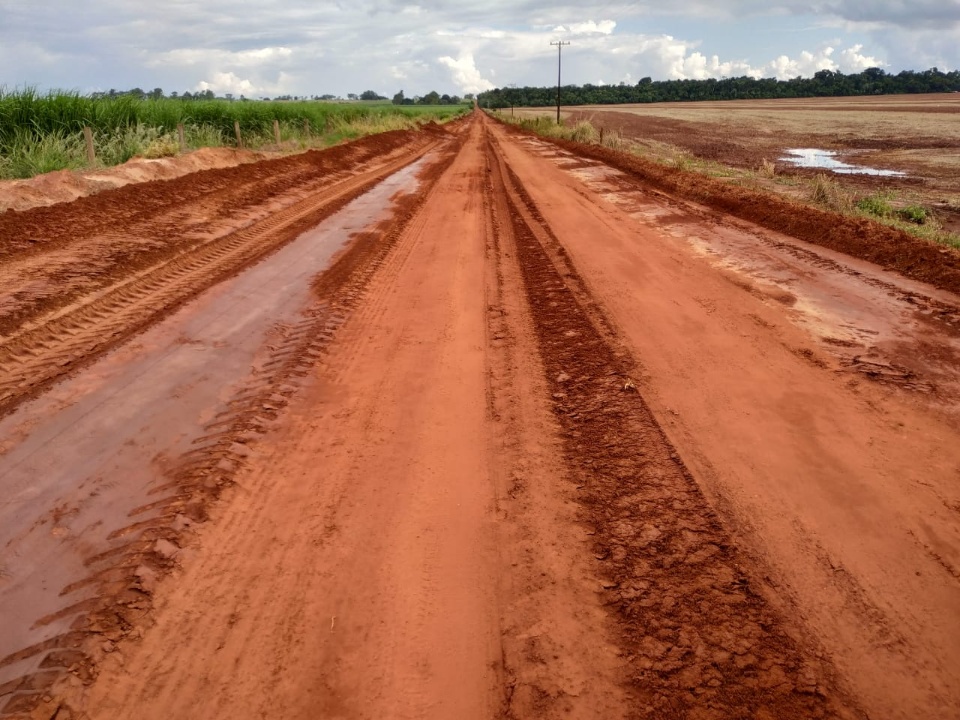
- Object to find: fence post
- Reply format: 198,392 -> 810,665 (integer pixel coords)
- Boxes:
234,121 -> 243,148
273,119 -> 281,146
83,127 -> 96,166
177,123 -> 186,152
303,119 -> 310,138
599,126 -> 604,145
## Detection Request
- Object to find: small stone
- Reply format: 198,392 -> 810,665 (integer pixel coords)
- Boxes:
556,372 -> 571,383
153,538 -> 179,560
102,641 -> 116,653
229,442 -> 252,458
134,565 -> 159,594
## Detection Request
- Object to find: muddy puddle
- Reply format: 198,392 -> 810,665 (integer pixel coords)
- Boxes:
0,155 -> 429,686
780,148 -> 906,176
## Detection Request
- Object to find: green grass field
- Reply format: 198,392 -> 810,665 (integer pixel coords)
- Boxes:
0,89 -> 468,179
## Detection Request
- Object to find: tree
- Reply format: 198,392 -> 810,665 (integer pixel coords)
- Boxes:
420,90 -> 441,105
360,90 -> 385,101
147,87 -> 163,100
347,93 -> 359,100
392,90 -> 405,105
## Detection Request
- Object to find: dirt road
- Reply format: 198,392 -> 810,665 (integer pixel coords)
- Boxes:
1,112 -> 958,720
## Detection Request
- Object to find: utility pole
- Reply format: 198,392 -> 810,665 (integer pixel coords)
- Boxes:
550,40 -> 570,124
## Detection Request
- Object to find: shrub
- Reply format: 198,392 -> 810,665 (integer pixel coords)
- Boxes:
855,193 -> 894,217
896,205 -> 929,225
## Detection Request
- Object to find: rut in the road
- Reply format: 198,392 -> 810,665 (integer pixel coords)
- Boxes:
0,136 -> 465,720
0,141 -> 438,419
484,131 -> 853,719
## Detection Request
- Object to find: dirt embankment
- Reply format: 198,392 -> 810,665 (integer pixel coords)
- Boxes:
0,148 -> 263,214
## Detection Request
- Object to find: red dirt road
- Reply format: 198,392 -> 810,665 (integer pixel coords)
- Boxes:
1,113 -> 958,720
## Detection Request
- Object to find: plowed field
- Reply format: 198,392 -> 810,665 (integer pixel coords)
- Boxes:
1,111 -> 958,720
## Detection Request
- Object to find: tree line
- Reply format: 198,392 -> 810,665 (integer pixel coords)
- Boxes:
89,88 -> 472,104
477,67 -> 960,108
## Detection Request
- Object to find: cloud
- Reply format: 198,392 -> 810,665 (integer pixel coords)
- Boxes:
0,1 -> 955,98
552,20 -> 617,35
196,72 -> 258,96
438,53 -> 495,94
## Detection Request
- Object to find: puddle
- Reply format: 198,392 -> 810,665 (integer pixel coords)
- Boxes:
780,149 -> 906,177
0,154 -> 429,684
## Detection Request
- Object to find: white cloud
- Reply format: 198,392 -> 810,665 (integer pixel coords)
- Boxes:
196,72 -> 258,96
438,53 -> 494,94
151,46 -> 293,68
0,1 -> 954,99
838,44 -> 885,72
552,20 -> 617,35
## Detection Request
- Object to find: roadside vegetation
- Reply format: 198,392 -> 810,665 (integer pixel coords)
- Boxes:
0,88 -> 469,180
809,176 -> 958,248
498,111 -> 960,251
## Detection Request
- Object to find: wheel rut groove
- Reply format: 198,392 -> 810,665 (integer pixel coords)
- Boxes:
0,135 -> 464,719
484,129 -> 857,719
0,141 -> 437,419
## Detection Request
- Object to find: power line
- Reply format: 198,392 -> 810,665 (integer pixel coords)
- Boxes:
550,40 -> 570,124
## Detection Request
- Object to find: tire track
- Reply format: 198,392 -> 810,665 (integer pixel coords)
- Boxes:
0,141 -> 438,419
0,136 -> 465,719
483,127 -> 859,719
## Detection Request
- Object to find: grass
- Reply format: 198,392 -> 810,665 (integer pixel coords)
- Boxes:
758,159 -> 777,178
813,180 -> 959,248
496,110 -> 960,251
0,88 -> 468,179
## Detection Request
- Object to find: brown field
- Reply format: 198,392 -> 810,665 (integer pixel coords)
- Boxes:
1,111 -> 959,720
519,93 -> 960,233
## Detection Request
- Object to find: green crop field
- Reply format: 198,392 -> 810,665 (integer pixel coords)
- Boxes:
0,89 -> 469,179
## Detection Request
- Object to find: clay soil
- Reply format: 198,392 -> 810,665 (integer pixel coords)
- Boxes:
563,93 -> 960,232
1,111 -> 959,720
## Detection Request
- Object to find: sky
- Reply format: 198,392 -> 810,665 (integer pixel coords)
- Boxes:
1,1 -> 959,98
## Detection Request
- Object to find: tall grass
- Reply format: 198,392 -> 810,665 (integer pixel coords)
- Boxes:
0,87 -> 467,179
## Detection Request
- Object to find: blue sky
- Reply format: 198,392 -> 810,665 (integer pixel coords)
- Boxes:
1,0 -> 957,97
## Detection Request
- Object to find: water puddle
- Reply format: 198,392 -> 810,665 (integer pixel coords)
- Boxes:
780,149 -> 906,177
0,154 -> 430,684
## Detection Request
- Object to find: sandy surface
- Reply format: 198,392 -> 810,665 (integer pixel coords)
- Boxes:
1,112 -> 958,719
